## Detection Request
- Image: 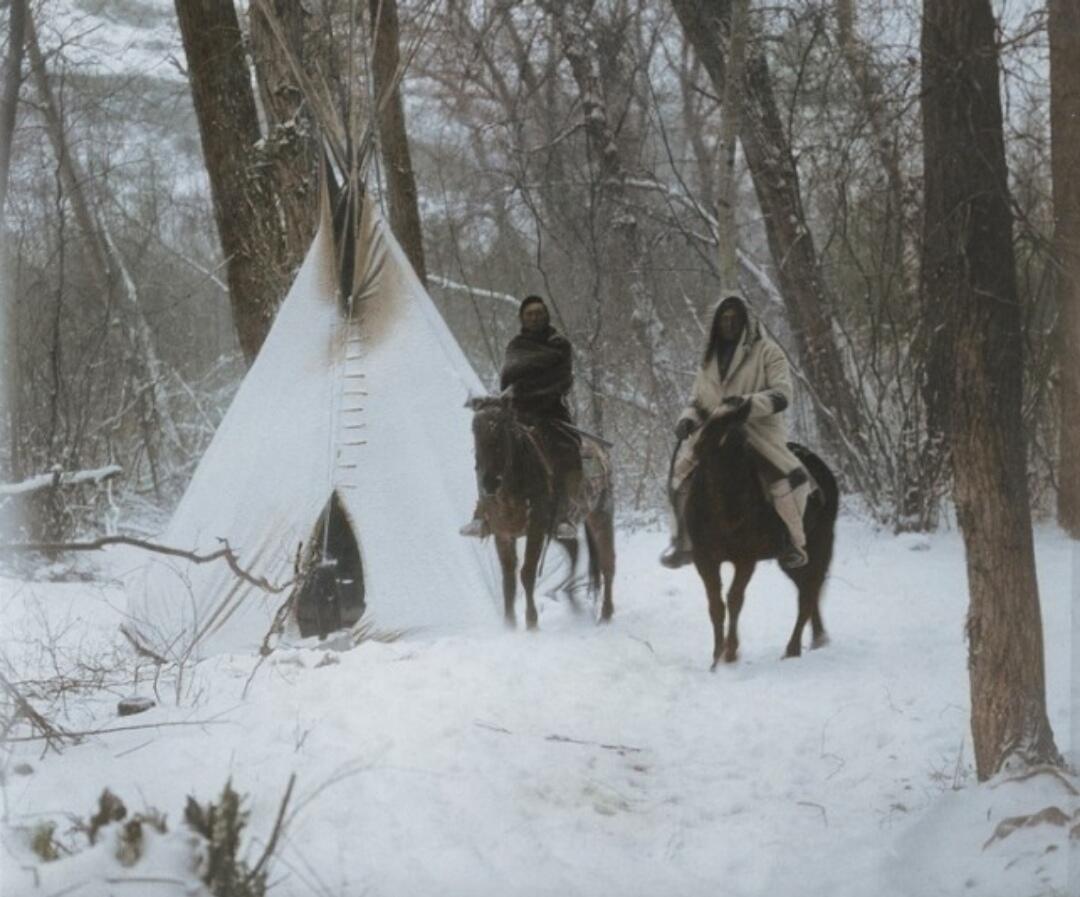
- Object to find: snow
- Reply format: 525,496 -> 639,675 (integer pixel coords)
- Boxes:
2,520 -> 1076,896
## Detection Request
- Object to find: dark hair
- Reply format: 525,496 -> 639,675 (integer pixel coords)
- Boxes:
703,295 -> 748,365
519,294 -> 547,319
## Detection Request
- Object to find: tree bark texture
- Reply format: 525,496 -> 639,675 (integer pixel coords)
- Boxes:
670,0 -> 870,491
920,0 -> 1060,780
369,0 -> 427,285
0,0 -> 27,218
174,0 -> 291,364
714,0 -> 747,289
1049,0 -> 1080,537
248,0 -> 319,278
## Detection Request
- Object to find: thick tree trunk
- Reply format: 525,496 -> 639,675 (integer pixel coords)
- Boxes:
920,0 -> 1060,780
1049,0 -> 1080,537
369,0 -> 427,285
671,0 -> 870,494
174,0 -> 290,364
0,0 -> 27,217
248,0 -> 318,275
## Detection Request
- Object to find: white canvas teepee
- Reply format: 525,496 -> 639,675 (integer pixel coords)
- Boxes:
125,176 -> 498,659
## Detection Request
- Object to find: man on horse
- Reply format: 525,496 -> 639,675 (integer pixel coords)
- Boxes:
460,294 -> 582,540
661,293 -> 812,570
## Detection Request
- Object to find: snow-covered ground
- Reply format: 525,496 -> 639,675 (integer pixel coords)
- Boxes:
1,519 -> 1077,896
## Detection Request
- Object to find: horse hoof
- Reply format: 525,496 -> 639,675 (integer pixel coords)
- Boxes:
599,607 -> 614,624
710,657 -> 721,672
504,615 -> 517,630
783,647 -> 801,660
724,650 -> 738,664
811,633 -> 830,650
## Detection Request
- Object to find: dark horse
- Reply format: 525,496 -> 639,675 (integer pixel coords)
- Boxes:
684,414 -> 839,668
469,396 -> 615,628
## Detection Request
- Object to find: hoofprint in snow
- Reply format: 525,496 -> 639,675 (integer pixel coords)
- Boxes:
1,521 -> 1076,897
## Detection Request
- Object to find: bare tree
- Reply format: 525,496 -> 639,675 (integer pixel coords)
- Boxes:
369,0 -> 427,284
26,12 -> 182,495
671,0 -> 871,493
248,0 -> 320,279
920,0 -> 1060,779
0,0 -> 26,217
174,0 -> 291,363
544,0 -> 679,411
714,0 -> 747,289
1049,0 -> 1080,537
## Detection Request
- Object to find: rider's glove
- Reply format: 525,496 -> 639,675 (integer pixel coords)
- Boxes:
674,417 -> 697,440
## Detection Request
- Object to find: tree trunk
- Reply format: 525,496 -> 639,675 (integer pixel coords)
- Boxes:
369,0 -> 427,285
174,0 -> 290,364
248,0 -> 319,275
671,0 -> 871,495
1049,0 -> 1080,537
0,0 -> 27,217
714,0 -> 747,289
920,0 -> 1060,779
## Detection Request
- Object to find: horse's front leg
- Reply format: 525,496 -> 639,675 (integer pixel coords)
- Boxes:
694,554 -> 725,670
724,560 -> 756,663
520,518 -> 546,630
495,535 -> 518,627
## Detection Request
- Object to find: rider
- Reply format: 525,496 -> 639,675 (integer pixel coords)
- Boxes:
460,294 -> 582,540
660,293 -> 812,570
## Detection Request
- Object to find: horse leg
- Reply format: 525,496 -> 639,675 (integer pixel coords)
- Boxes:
804,572 -> 829,649
588,510 -> 616,623
724,560 -> 756,663
694,556 -> 725,670
556,536 -> 580,612
784,587 -> 813,658
495,536 -> 518,628
521,521 -> 545,630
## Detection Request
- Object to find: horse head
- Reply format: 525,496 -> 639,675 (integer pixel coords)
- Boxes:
691,412 -> 757,505
467,395 -> 517,498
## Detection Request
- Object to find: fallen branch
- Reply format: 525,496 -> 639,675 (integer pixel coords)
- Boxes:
246,773 -> 296,885
0,535 -> 292,594
0,717 -> 232,744
544,733 -> 644,754
0,465 -> 122,497
0,670 -> 73,751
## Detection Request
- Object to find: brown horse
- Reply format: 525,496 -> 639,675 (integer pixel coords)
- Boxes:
469,396 -> 615,628
683,413 -> 839,668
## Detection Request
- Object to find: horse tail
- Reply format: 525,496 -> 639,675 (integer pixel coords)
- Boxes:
584,522 -> 601,598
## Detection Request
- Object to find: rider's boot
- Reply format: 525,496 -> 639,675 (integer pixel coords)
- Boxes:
659,480 -> 694,569
553,468 -> 582,540
459,500 -> 490,538
771,479 -> 810,569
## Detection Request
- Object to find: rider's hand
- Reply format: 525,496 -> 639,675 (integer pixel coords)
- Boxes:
722,396 -> 751,423
674,417 -> 697,440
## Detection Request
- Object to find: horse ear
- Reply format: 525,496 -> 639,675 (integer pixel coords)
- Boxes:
466,395 -> 483,410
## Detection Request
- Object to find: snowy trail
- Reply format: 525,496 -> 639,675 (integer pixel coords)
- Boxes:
1,521 -> 1076,896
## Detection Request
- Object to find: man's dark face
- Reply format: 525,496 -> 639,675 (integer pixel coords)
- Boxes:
521,302 -> 549,333
718,307 -> 743,342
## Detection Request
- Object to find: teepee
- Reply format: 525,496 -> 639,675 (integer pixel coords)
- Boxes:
124,169 -> 498,659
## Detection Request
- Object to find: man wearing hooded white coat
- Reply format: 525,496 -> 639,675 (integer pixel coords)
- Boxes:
660,294 -> 812,569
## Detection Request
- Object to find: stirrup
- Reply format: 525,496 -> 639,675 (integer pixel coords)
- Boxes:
459,518 -> 488,538
660,544 -> 694,569
553,520 -> 577,540
779,544 -> 808,569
